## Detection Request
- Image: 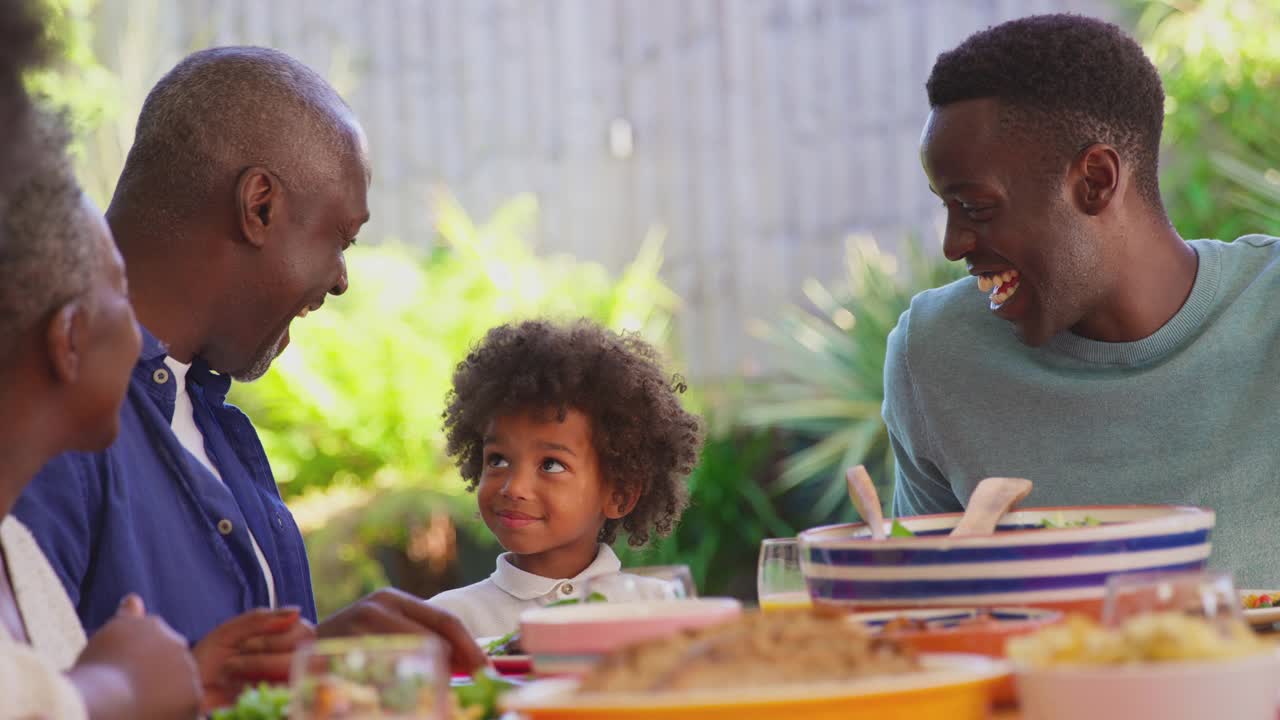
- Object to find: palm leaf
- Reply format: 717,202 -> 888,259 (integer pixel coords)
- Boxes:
745,235 -> 962,524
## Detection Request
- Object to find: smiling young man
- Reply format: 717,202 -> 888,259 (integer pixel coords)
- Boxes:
886,14 -> 1280,584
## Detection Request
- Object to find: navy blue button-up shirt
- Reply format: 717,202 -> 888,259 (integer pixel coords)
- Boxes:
15,327 -> 316,642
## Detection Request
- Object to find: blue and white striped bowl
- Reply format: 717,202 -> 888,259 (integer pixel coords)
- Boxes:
799,506 -> 1215,616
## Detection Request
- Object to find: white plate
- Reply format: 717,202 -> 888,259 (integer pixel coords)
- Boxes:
1239,590 -> 1280,628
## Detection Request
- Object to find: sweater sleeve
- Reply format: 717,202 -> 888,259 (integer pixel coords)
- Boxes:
0,642 -> 88,720
883,308 -> 963,517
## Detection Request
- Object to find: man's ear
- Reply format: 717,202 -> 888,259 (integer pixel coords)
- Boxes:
236,167 -> 282,248
605,487 -> 640,520
1070,143 -> 1122,216
46,301 -> 86,384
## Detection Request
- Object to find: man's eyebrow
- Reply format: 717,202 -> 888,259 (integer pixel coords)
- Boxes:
937,181 -> 992,195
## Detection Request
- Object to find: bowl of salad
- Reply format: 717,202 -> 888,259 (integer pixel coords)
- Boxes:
1240,589 -> 1280,628
799,506 -> 1215,617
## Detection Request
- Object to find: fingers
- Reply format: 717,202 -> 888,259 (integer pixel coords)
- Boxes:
316,589 -> 487,673
117,593 -> 145,617
238,619 -> 315,654
381,595 -> 486,672
342,596 -> 426,636
205,607 -> 303,648
221,652 -> 294,684
351,589 -> 487,673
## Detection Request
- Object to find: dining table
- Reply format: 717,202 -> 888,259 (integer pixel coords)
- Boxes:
490,622 -> 1280,719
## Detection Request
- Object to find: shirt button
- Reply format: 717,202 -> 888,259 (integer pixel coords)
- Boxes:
275,514 -> 284,529
152,368 -> 170,384
561,583 -> 574,595
217,518 -> 234,535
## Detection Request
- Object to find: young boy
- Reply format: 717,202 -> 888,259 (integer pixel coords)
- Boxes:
430,320 -> 703,638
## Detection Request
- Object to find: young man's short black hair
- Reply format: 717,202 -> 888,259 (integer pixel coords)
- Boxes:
927,14 -> 1165,208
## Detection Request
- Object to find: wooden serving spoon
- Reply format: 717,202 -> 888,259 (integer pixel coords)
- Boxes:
950,476 -> 1033,537
845,465 -> 887,540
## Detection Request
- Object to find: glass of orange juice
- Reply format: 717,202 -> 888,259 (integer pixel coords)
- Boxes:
757,537 -> 811,611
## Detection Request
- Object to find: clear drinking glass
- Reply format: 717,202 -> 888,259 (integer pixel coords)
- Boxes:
757,537 -> 811,611
1102,569 -> 1246,632
583,564 -> 697,602
289,634 -> 448,719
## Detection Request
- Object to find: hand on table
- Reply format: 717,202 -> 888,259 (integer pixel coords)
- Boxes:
316,587 -> 486,673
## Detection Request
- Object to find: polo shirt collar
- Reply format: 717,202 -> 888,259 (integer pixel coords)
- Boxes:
490,544 -> 621,601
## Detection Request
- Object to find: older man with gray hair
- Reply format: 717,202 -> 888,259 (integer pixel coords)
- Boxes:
16,46 -> 486,694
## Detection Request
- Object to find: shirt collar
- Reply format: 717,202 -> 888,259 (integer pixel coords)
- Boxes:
136,325 -> 233,404
139,325 -> 168,363
490,544 -> 622,601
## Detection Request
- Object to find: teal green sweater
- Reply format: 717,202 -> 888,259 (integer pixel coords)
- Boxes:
885,236 -> 1280,585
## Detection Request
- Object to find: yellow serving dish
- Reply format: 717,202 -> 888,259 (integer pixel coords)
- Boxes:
502,653 -> 1007,720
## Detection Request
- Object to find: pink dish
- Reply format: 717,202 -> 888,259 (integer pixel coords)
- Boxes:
519,599 -> 742,676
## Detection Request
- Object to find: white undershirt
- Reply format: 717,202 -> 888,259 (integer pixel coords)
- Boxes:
163,357 -> 277,608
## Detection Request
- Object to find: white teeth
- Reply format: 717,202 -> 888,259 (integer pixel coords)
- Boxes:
977,270 -> 1021,306
989,280 -> 1020,309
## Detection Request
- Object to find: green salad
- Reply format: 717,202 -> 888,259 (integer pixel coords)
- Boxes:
213,671 -> 516,720
885,514 -> 1102,537
1039,514 -> 1102,529
211,684 -> 290,720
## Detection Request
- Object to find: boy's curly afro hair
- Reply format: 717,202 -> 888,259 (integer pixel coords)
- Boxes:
442,319 -> 703,546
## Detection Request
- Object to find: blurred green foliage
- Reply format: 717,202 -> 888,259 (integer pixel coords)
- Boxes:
229,192 -> 687,614
27,0 -> 176,204
230,191 -> 678,499
1133,0 -> 1280,240
616,427 -> 790,599
25,0 -> 115,131
742,236 -> 964,523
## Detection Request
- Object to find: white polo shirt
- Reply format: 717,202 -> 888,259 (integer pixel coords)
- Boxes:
428,544 -> 624,639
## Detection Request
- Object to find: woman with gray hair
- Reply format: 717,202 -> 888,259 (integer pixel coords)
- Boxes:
0,113 -> 203,720
0,2 -> 203,716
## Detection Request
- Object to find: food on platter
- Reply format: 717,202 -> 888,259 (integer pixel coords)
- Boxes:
879,609 -> 1002,633
1007,613 -> 1263,668
577,609 -> 919,693
1242,592 -> 1280,610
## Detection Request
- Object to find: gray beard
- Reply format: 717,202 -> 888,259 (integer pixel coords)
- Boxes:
231,328 -> 288,383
